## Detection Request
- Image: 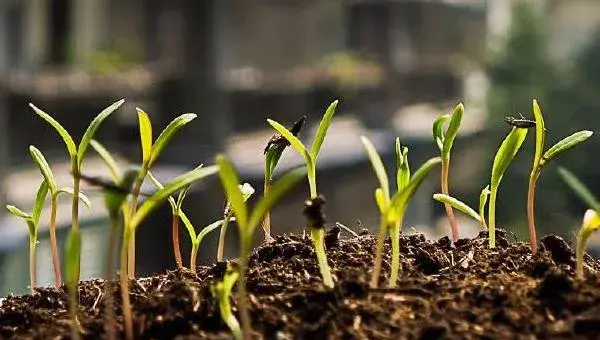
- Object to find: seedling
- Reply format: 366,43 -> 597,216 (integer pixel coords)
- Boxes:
558,167 -> 600,279
433,103 -> 464,240
127,109 -> 197,277
361,136 -> 441,288
488,127 -> 528,248
30,99 -> 124,281
267,101 -> 338,288
5,181 -> 48,294
65,227 -> 81,340
29,145 -> 91,289
525,100 -> 592,252
433,185 -> 491,230
262,116 -> 305,241
217,183 -> 255,262
212,263 -> 242,340
217,155 -> 305,339
303,195 -> 333,288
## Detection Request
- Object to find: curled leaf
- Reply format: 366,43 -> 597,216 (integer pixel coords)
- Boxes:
532,99 -> 546,171
361,136 -> 389,202
433,115 -> 449,152
442,103 -> 464,158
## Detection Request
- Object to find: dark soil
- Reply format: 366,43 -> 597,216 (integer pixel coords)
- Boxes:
2,229 -> 600,339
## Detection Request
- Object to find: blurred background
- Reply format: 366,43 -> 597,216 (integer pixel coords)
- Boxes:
0,0 -> 599,295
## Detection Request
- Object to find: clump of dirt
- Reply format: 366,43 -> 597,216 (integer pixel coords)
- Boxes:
1,230 -> 600,339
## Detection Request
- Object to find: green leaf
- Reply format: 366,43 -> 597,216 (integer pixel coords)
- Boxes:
433,193 -> 481,222
137,108 -> 153,164
150,113 -> 197,166
248,167 -> 306,232
265,147 -> 285,181
375,188 -> 387,214
267,119 -> 313,171
90,140 -> 122,183
361,136 -> 389,202
310,100 -> 338,160
216,156 -> 248,229
240,183 -> 255,201
29,104 -> 77,157
397,144 -> 410,192
29,146 -> 58,194
130,165 -> 218,230
147,171 -> 177,213
491,127 -> 528,188
176,186 -> 190,213
387,157 -> 441,223
32,181 -> 49,225
195,220 -> 224,246
542,130 -> 593,164
6,205 -> 32,220
558,167 -> 600,212
442,103 -> 463,158
77,99 -> 125,169
180,212 -> 197,242
57,188 -> 91,208
212,264 -> 242,340
479,185 -> 491,223
64,228 -> 81,286
532,99 -> 546,171
433,115 -> 449,152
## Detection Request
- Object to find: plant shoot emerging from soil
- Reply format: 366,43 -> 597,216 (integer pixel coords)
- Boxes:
29,99 -> 124,281
488,126 -> 528,248
433,103 -> 464,240
361,136 -> 441,288
217,155 -> 305,340
303,195 -> 334,288
212,263 -> 242,340
217,183 -> 255,262
525,100 -> 592,253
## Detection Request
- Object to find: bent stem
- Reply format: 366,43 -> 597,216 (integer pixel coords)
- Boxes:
28,239 -> 36,294
172,215 -> 183,268
527,173 -> 539,253
370,219 -> 387,288
388,221 -> 402,288
310,228 -> 334,288
488,186 -> 499,248
120,228 -> 134,340
217,211 -> 233,262
49,196 -> 61,289
441,158 -> 459,241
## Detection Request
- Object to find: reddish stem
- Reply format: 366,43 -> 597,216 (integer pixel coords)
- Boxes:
172,215 -> 183,268
527,175 -> 539,253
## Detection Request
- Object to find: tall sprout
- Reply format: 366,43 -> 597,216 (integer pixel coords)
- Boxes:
525,100 -> 592,252
30,99 -> 124,281
217,155 -> 305,340
433,103 -> 463,240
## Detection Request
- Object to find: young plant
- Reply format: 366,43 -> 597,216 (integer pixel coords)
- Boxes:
5,181 -> 48,294
361,136 -> 441,288
558,167 -> 600,279
267,101 -> 338,288
302,195 -> 333,288
29,145 -> 91,289
525,100 -> 592,253
65,227 -> 81,340
212,263 -> 242,340
262,116 -> 305,241
488,127 -> 528,248
30,99 -> 125,281
433,103 -> 464,240
433,186 -> 491,230
217,155 -> 305,340
127,109 -> 197,277
217,183 -> 255,262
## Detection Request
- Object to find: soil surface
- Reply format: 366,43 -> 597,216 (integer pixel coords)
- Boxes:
1,229 -> 600,339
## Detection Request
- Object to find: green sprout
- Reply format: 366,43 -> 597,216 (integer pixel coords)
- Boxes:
488,126 -> 528,248
217,155 -> 305,339
5,181 -> 48,294
127,109 -> 197,277
217,183 -> 255,262
267,100 -> 338,288
29,145 -> 91,289
433,185 -> 491,230
262,116 -> 305,241
558,167 -> 600,280
525,100 -> 593,253
433,103 -> 464,240
30,99 -> 125,281
65,227 -> 81,340
361,136 -> 441,288
212,263 -> 242,340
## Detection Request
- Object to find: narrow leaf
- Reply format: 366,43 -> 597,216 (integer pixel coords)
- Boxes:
147,171 -> 177,212
479,185 -> 491,223
532,99 -> 546,171
58,188 -> 91,208
310,100 -> 338,160
265,147 -> 285,181
397,145 -> 410,192
361,136 -> 389,202
375,188 -> 387,213
29,104 -> 77,157
433,115 -> 449,152
29,146 -> 58,194
130,165 -> 218,230
6,205 -> 32,220
32,181 -> 49,225
267,119 -> 313,170
491,127 -> 528,188
137,108 -> 153,164
248,167 -> 306,232
542,131 -> 593,164
216,156 -> 248,229
90,140 -> 122,183
150,113 -> 197,166
195,220 -> 224,246
77,99 -> 125,169
558,167 -> 600,212
180,212 -> 198,242
442,103 -> 464,158
433,193 -> 481,222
